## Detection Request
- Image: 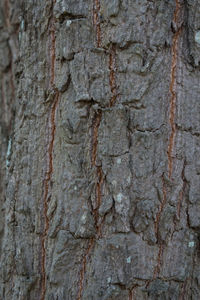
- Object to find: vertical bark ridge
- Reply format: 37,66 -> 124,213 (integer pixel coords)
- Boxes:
9,69 -> 15,114
50,25 -> 56,87
167,0 -> 182,179
147,177 -> 166,286
8,63 -> 15,132
1,77 -> 5,116
3,0 -> 15,130
41,1 -> 59,299
2,1 -> 17,292
177,187 -> 184,221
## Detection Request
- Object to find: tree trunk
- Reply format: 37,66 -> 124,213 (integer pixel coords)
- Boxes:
1,0 -> 200,299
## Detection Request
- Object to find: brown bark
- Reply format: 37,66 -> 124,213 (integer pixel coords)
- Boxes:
1,1 -> 200,299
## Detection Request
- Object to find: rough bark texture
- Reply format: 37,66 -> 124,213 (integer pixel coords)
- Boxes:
1,0 -> 200,299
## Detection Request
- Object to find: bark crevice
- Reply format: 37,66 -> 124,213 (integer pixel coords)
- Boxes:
41,1 -> 60,299
167,0 -> 182,179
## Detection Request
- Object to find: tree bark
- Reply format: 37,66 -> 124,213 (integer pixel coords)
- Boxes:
1,0 -> 200,299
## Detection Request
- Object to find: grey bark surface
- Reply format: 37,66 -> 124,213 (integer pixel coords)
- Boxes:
1,0 -> 200,299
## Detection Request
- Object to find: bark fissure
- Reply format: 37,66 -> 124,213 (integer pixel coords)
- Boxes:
129,292 -> 133,300
179,278 -> 188,300
146,243 -> 164,289
153,243 -> 164,278
4,0 -> 10,28
1,77 -> 5,116
150,1 -> 183,288
153,179 -> 170,282
2,1 -> 17,293
147,177 -> 166,287
167,0 -> 182,179
77,238 -> 95,300
91,110 -> 104,234
129,287 -> 136,300
9,67 -> 15,110
41,93 -> 59,300
93,0 -> 101,48
77,111 -> 103,300
94,167 -> 103,229
3,0 -> 15,130
109,44 -> 118,107
2,0 -> 200,298
77,7 -> 120,295
177,161 -> 186,219
91,111 -> 102,167
41,1 -> 59,299
77,1 -> 103,295
50,25 -> 56,87
154,176 -> 167,240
